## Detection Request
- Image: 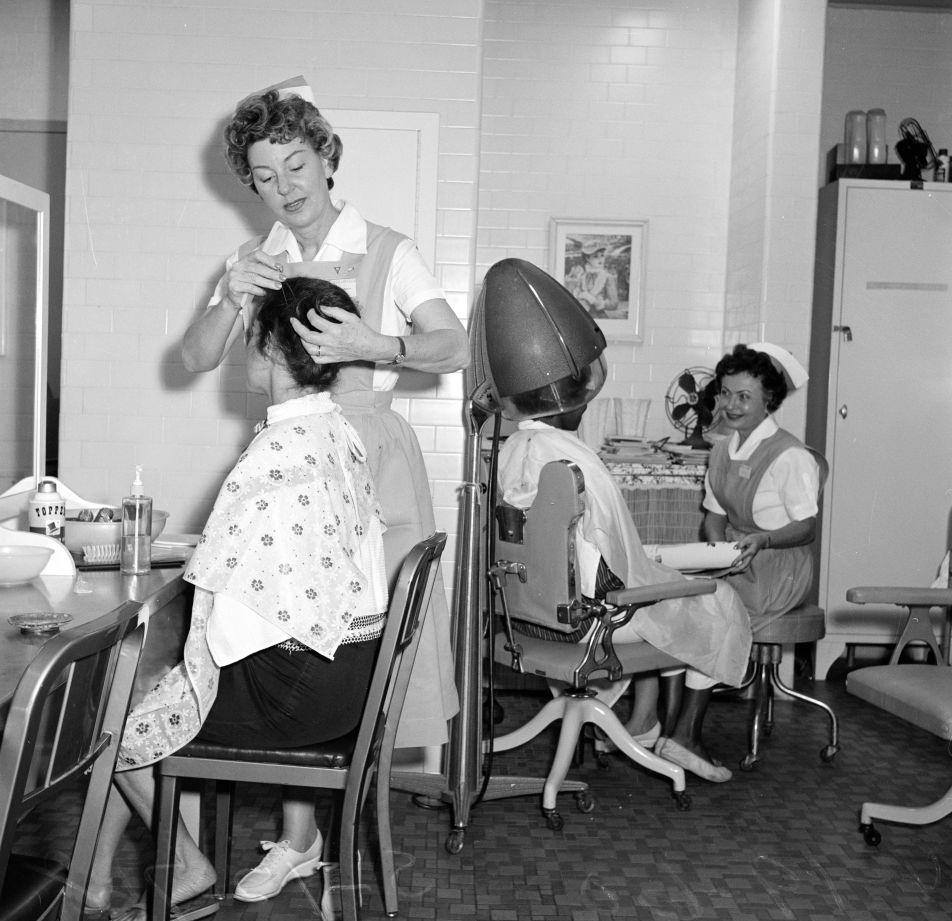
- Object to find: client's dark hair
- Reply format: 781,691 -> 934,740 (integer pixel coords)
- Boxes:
254,277 -> 359,389
714,343 -> 787,413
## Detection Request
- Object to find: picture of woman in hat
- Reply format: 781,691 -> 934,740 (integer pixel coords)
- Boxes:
565,237 -> 621,319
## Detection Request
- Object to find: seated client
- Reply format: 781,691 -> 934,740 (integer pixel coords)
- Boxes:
86,277 -> 389,920
497,403 -> 752,783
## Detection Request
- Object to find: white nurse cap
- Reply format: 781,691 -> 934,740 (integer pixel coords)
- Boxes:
748,342 -> 809,391
238,74 -> 318,108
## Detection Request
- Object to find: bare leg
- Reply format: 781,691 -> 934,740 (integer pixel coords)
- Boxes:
623,675 -> 660,736
113,768 -> 217,904
278,793 -> 320,852
86,785 -> 134,910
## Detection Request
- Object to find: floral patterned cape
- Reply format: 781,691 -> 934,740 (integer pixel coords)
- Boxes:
118,393 -> 383,769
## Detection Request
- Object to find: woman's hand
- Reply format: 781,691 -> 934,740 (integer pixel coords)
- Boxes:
223,249 -> 285,309
728,532 -> 771,574
290,307 -> 393,364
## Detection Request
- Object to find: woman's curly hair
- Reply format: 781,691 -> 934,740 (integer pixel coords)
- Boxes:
714,344 -> 788,413
223,90 -> 343,193
254,277 -> 358,390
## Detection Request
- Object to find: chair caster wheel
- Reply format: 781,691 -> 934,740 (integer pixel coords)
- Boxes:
739,754 -> 759,771
543,808 -> 564,831
764,723 -> 773,737
820,744 -> 839,763
575,791 -> 595,813
445,828 -> 465,854
674,791 -> 692,811
860,822 -> 881,847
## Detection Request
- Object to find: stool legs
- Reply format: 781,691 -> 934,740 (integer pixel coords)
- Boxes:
740,643 -> 840,771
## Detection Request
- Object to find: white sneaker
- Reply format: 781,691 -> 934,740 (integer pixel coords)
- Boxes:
233,833 -> 324,903
319,852 -> 363,921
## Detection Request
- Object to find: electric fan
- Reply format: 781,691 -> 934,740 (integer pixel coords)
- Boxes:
664,367 -> 719,448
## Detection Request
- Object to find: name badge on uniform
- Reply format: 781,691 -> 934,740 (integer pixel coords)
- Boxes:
738,464 -> 752,480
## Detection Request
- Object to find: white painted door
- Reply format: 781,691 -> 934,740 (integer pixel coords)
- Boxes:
325,110 -> 439,270
820,184 -> 952,652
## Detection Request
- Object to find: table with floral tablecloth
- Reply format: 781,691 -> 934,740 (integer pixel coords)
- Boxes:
601,455 -> 708,544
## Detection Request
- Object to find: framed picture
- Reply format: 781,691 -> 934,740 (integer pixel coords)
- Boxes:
549,218 -> 647,341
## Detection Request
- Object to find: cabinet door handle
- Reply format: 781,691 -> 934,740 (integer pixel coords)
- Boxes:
838,404 -> 848,419
833,324 -> 853,341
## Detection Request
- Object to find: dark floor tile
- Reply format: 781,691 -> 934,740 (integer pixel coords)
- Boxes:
14,679 -> 952,920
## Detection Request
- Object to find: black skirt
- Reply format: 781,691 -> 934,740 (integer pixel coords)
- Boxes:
197,637 -> 381,749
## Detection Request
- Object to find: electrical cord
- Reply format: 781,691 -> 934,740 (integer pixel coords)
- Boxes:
471,411 -> 502,809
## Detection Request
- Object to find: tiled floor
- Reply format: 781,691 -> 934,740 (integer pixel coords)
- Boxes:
20,673 -> 952,920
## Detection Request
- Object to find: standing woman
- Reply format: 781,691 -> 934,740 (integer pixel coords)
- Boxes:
182,78 -> 467,755
703,343 -> 822,632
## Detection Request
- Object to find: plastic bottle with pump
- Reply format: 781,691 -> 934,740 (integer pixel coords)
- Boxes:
935,149 -> 949,183
120,466 -> 152,574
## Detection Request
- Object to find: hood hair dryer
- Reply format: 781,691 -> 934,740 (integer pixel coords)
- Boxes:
470,258 -> 608,420
397,258 -> 609,852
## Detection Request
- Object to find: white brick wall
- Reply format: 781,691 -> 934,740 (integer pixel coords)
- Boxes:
59,0 -> 482,595
476,0 -> 740,442
724,0 -> 826,439
8,0 -> 947,575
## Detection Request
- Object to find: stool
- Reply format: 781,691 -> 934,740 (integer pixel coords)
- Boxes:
736,604 -> 840,770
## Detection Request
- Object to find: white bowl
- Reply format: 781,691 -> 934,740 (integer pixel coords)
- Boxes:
63,509 -> 170,554
0,545 -> 54,585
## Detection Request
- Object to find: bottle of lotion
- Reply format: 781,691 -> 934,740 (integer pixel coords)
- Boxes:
120,465 -> 152,574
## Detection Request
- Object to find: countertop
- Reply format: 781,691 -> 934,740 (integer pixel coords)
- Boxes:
0,566 -> 190,710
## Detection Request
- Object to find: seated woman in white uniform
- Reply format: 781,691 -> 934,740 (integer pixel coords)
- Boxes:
85,277 -> 388,920
498,403 -> 752,783
703,343 -> 821,634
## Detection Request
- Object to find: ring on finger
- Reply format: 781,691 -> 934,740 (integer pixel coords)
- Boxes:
314,345 -> 322,358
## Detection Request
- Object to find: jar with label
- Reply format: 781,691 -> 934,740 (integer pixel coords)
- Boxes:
28,479 -> 66,543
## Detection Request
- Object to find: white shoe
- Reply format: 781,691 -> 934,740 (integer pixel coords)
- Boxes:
233,833 -> 324,903
319,851 -> 363,921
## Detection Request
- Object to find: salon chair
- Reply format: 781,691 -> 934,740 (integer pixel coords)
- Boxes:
845,583 -> 952,846
488,460 -> 716,829
152,533 -> 446,921
0,602 -> 146,921
728,451 -> 839,771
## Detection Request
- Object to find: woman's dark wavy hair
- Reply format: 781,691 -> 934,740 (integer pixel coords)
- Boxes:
714,344 -> 788,413
223,90 -> 342,193
254,277 -> 358,390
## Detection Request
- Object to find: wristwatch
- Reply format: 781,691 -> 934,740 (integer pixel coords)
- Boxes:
389,336 -> 407,365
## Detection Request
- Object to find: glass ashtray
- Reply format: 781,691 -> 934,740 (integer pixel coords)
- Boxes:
8,612 -> 73,635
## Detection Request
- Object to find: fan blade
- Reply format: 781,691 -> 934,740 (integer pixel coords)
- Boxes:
697,405 -> 714,427
677,371 -> 697,394
671,402 -> 693,421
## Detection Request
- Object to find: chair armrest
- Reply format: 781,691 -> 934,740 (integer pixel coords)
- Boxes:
606,578 -> 716,608
846,586 -> 952,607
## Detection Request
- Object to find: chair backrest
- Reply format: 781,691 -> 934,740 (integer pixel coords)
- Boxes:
351,533 -> 446,792
493,460 -> 586,634
0,600 -> 146,913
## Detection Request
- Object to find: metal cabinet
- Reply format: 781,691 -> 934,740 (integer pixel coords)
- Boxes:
806,179 -> 952,678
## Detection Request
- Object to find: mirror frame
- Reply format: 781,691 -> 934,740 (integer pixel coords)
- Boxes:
0,174 -> 49,488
